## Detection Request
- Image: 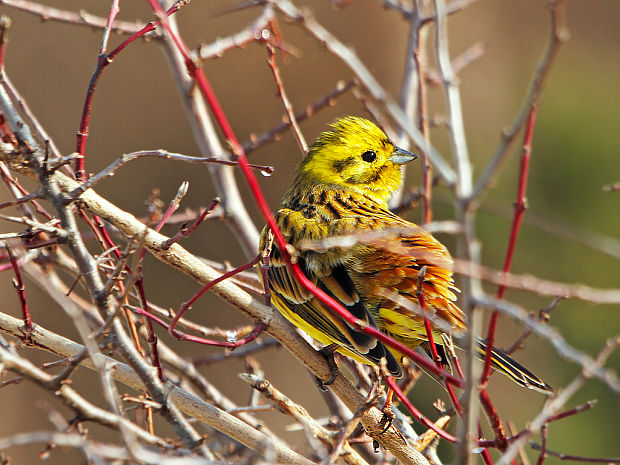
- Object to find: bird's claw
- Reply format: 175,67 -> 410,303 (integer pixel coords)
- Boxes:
315,344 -> 339,390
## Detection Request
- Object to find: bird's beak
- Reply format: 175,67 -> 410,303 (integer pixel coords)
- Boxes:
390,146 -> 418,165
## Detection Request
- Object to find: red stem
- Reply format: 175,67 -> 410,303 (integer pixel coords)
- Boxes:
480,389 -> 508,449
386,376 -> 456,443
417,281 -> 462,411
134,306 -> 266,349
477,107 -> 537,455
93,214 -> 122,259
136,271 -> 164,382
75,1 -> 188,180
547,400 -> 596,423
450,347 -> 466,380
481,105 -> 537,383
0,16 -> 10,71
169,257 -> 260,336
6,247 -> 32,332
144,0 -> 464,388
480,449 -> 494,465
477,425 -> 495,465
77,210 -> 106,249
162,197 -> 221,250
536,423 -> 548,465
417,282 -> 440,367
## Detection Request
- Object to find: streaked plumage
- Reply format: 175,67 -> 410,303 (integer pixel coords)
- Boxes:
260,116 -> 552,393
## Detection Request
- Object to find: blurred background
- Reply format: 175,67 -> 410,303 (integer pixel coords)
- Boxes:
0,0 -> 618,463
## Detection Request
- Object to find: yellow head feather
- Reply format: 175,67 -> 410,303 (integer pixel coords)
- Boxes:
294,117 -> 417,207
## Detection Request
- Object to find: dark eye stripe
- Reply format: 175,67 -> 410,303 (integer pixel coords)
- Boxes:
333,156 -> 356,172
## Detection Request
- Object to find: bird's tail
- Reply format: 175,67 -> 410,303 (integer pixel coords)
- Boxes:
475,338 -> 553,394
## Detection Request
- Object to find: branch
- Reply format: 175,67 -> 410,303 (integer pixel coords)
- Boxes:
69,149 -> 273,198
453,259 -> 620,305
470,0 -> 568,202
0,338 -> 170,449
495,336 -> 620,465
0,311 -> 316,465
157,12 -> 260,257
265,43 -> 308,154
0,0 -> 147,35
240,373 -> 370,465
195,6 -> 275,61
474,296 -> 620,393
433,0 -> 472,197
6,146 -> 432,463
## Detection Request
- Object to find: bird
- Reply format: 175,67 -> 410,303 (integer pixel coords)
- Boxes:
259,116 -> 552,394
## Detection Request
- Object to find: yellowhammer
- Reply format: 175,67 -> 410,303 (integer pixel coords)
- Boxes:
259,116 -> 551,394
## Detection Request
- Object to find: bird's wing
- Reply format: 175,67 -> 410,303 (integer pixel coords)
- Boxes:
260,216 -> 402,377
341,206 -> 467,337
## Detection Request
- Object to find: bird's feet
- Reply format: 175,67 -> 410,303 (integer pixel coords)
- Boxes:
378,387 -> 395,434
315,344 -> 340,391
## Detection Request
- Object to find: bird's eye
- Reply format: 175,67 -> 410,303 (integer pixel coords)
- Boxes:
361,151 -> 376,163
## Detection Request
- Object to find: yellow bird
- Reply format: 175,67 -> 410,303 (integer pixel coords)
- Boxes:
259,116 -> 552,394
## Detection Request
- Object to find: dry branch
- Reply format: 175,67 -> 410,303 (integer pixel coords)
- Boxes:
0,311 -> 316,465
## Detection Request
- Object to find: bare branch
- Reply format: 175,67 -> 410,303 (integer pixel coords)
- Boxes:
0,0 -> 146,35
0,338 -> 170,449
470,0 -> 568,202
474,296 -> 620,393
265,43 -> 308,154
495,336 -> 620,465
159,13 -> 261,257
240,373 -> 371,465
0,311 -> 318,465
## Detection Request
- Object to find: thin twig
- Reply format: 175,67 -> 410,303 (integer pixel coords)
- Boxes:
481,105 -> 537,389
0,336 -> 168,448
529,444 -> 619,464
505,296 -> 562,355
0,190 -> 41,211
475,296 -> 620,393
243,79 -> 356,154
0,72 -> 62,160
158,8 -> 261,257
74,0 -> 191,180
425,41 -> 486,86
195,6 -> 275,61
161,197 -> 221,249
433,0 -> 472,196
453,260 -> 620,305
168,255 -> 260,336
0,0 -> 147,35
70,150 -> 273,198
265,43 -> 307,154
495,337 -> 620,465
470,0 -> 568,202
5,246 -> 32,333
240,372 -> 370,465
0,311 -> 316,465
386,376 -> 456,443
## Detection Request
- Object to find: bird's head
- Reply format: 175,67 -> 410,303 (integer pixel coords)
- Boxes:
297,117 -> 418,206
